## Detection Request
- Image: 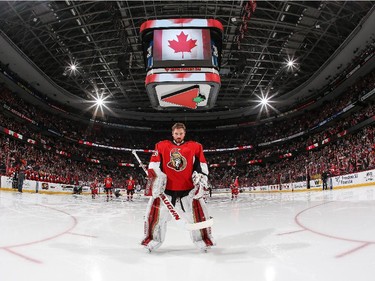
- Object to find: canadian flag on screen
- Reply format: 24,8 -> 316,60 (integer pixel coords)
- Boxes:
154,29 -> 210,61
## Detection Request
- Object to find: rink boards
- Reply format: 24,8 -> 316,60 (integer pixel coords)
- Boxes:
1,168 -> 375,195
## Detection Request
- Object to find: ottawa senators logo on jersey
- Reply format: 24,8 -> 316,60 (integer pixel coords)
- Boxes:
167,148 -> 187,171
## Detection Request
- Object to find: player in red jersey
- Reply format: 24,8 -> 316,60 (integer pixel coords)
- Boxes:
141,123 -> 215,252
126,175 -> 135,201
90,177 -> 99,199
231,176 -> 239,200
104,174 -> 113,201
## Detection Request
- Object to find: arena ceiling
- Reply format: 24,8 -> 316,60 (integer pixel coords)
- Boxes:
0,1 -> 374,125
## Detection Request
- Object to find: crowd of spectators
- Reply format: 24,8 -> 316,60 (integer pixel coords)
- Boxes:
1,69 -> 374,151
0,64 -> 374,190
0,136 -> 145,188
209,126 -> 375,188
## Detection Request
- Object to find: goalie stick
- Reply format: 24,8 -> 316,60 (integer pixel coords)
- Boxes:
131,150 -> 214,231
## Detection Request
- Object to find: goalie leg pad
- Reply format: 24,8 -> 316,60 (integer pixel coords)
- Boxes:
180,196 -> 215,249
141,196 -> 170,251
192,198 -> 215,249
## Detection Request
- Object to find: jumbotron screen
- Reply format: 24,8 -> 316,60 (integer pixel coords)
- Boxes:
152,28 -> 213,68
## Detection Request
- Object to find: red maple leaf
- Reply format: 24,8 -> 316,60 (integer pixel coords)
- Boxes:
168,31 -> 197,59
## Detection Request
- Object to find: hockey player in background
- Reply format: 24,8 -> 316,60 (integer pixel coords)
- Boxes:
126,175 -> 135,201
231,176 -> 240,200
141,123 -> 215,252
90,177 -> 99,199
104,174 -> 113,201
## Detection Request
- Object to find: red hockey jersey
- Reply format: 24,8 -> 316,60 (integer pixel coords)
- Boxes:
126,179 -> 135,190
104,177 -> 113,188
149,140 -> 208,191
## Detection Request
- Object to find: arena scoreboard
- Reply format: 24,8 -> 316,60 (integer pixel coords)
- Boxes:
140,19 -> 223,110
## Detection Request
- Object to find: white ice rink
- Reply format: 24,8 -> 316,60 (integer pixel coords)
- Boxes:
1,187 -> 375,281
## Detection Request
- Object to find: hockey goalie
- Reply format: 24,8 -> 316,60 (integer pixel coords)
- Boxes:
141,123 -> 215,252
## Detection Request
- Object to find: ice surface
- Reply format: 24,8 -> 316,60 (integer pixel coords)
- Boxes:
1,187 -> 375,281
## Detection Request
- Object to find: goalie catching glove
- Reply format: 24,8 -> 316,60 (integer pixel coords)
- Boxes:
146,168 -> 167,198
190,171 -> 208,199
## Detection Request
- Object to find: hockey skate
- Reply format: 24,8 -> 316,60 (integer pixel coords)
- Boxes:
193,239 -> 214,253
141,239 -> 162,253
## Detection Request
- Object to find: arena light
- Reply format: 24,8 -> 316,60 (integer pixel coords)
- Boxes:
93,92 -> 108,109
250,88 -> 280,119
69,63 -> 77,71
285,56 -> 298,71
260,96 -> 269,105
95,97 -> 104,106
65,60 -> 80,76
85,91 -> 112,118
287,60 -> 294,67
256,91 -> 272,112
